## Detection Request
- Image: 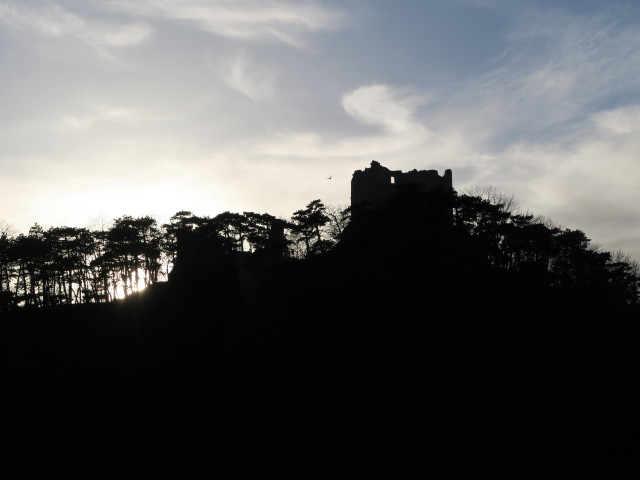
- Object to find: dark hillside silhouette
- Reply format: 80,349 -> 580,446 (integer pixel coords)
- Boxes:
3,163 -> 640,477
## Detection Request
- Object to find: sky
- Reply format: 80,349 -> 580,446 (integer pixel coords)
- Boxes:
1,0 -> 640,259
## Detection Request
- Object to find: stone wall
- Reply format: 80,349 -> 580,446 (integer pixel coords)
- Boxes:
351,161 -> 452,209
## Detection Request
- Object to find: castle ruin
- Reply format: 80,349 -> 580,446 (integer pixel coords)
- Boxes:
351,161 -> 452,209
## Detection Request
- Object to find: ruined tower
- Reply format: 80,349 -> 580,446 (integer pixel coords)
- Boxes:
351,161 -> 452,210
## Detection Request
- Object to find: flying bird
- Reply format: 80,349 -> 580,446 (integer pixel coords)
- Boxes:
326,175 -> 332,180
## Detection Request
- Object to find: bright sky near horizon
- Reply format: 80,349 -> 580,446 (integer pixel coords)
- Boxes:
1,0 -> 640,259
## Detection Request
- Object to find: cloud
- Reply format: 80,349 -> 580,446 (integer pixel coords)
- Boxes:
342,85 -> 429,135
387,4 -> 640,195
449,6 -> 640,148
102,0 -> 346,46
512,106 -> 640,251
242,4 -> 640,258
0,1 -> 152,58
253,84 -> 441,158
52,104 -> 176,133
215,51 -> 278,102
590,105 -> 640,135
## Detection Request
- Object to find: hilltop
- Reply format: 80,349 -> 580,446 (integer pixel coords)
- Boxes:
3,181 -> 640,477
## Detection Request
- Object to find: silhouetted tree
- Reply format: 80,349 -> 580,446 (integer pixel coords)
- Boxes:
291,199 -> 332,257
0,226 -> 15,311
243,211 -> 280,253
100,215 -> 163,298
212,212 -> 249,252
162,211 -> 201,273
10,224 -> 50,307
41,226 -> 98,305
325,204 -> 351,243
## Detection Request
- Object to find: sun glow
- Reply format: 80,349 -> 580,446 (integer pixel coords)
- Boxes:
111,267 -> 167,300
17,176 -> 227,235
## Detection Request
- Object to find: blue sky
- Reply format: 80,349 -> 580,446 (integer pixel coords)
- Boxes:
1,0 -> 640,259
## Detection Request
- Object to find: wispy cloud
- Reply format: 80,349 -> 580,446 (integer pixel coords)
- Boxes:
254,84 -> 438,158
342,85 -> 430,135
52,104 -> 175,133
442,6 -> 640,151
591,105 -> 640,135
0,1 -> 152,58
407,4 -> 640,257
214,51 -> 278,102
103,0 -> 347,46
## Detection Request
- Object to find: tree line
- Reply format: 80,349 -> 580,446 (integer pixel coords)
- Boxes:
0,187 -> 638,312
452,186 -> 639,305
0,201 -> 349,311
